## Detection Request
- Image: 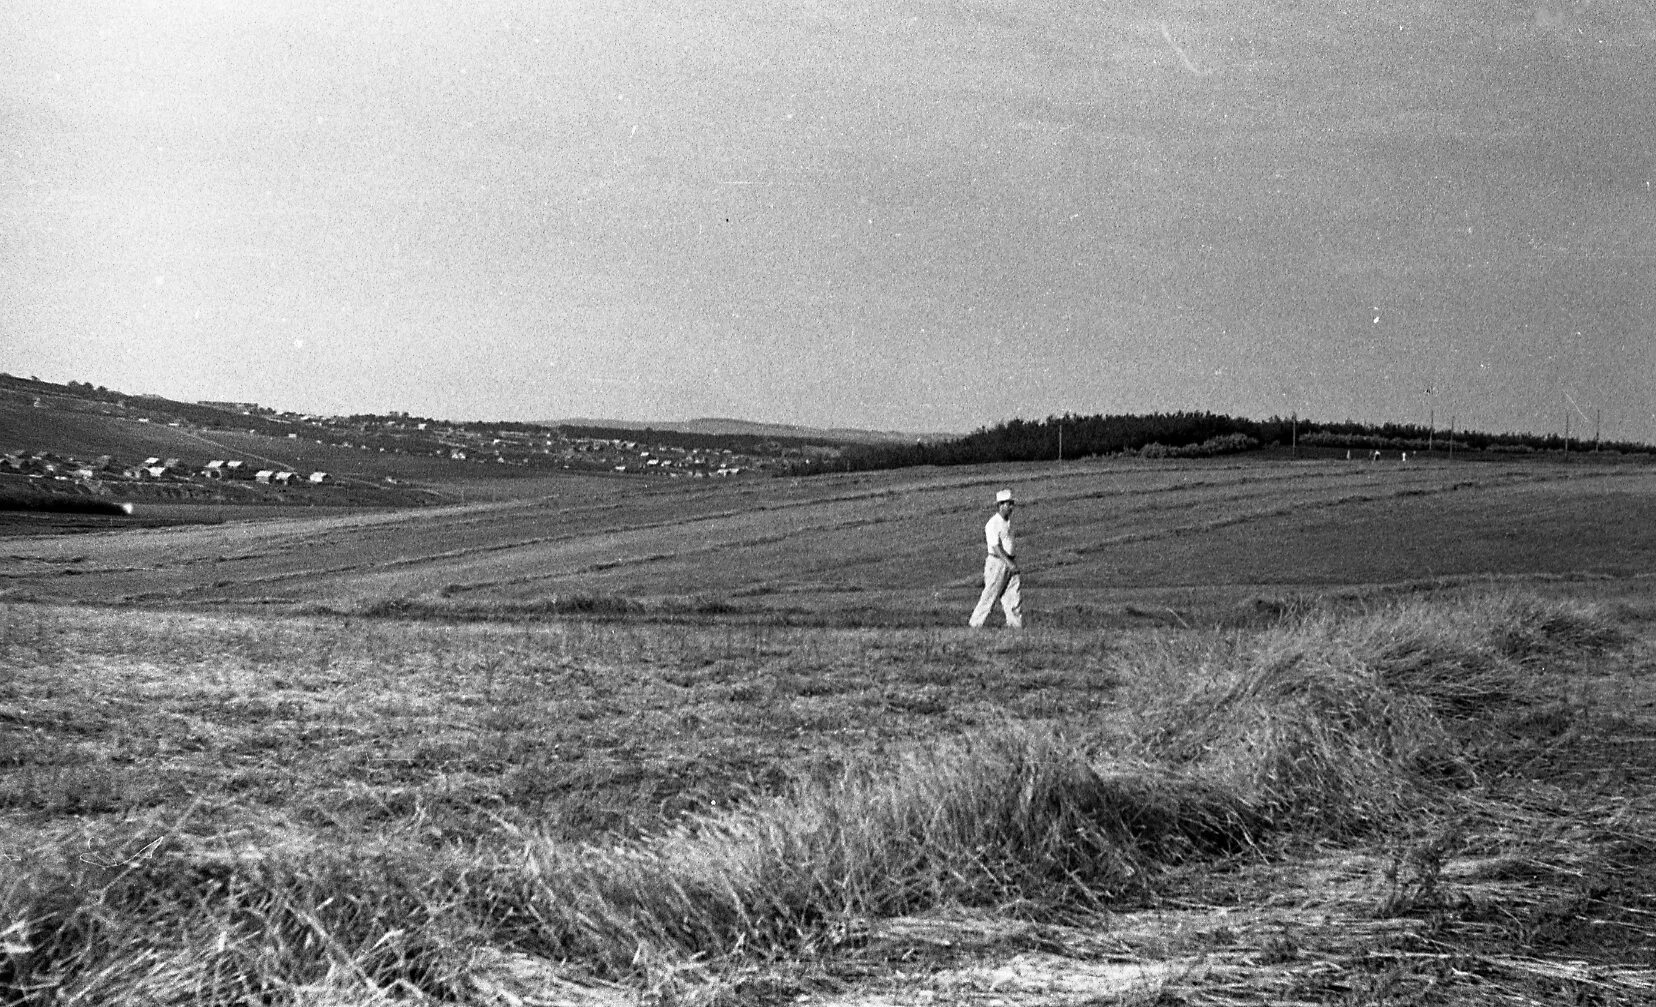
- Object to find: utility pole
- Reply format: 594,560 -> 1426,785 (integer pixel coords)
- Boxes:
1595,409 -> 1601,452
1423,383 -> 1436,455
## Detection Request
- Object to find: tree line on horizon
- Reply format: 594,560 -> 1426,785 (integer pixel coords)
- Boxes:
784,411 -> 1656,474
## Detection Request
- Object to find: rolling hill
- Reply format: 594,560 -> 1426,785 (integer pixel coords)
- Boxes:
0,375 -> 874,505
6,455 -> 1655,626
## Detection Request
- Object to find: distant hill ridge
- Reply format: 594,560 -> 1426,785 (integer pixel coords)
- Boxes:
0,374 -> 945,447
0,374 -> 938,487
548,417 -> 948,445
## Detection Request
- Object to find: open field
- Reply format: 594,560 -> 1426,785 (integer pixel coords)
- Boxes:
4,457 -> 1656,624
4,457 -> 1656,1005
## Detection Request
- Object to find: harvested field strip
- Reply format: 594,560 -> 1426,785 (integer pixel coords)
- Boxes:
9,461 -> 1653,616
81,495 -> 910,596
1062,478 -> 1542,559
289,472 -> 1589,600
1052,462 -> 1554,502
165,506 -> 943,601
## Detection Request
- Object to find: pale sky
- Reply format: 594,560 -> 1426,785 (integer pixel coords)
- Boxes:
4,2 -> 1655,440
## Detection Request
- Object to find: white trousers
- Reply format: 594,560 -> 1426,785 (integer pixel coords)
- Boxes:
969,556 -> 1023,628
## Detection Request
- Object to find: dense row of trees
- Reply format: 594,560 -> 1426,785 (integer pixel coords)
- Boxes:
785,411 -> 1655,475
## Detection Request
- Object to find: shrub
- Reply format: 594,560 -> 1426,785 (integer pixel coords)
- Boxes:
1139,433 -> 1259,460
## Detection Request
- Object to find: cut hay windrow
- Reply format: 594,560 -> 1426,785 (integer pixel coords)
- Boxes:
1,593 -> 1628,1004
1133,592 -> 1625,829
493,730 -> 1264,978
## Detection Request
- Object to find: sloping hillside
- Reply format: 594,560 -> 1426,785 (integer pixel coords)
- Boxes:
0,376 -> 459,483
6,458 -> 1655,625
0,376 -> 877,493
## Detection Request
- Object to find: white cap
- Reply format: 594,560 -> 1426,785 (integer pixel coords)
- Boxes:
995,488 -> 1014,504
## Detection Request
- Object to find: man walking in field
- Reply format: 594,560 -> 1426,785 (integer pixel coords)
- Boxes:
970,488 -> 1023,629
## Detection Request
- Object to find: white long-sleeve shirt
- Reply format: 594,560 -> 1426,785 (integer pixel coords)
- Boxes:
984,512 -> 1015,559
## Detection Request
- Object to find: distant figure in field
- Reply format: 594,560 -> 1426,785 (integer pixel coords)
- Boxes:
970,488 -> 1023,629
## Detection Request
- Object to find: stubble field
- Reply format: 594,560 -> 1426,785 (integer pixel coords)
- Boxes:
4,457 -> 1656,1005
7,456 -> 1656,621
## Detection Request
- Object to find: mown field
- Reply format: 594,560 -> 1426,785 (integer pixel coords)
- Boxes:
4,457 -> 1656,1005
6,457 -> 1656,623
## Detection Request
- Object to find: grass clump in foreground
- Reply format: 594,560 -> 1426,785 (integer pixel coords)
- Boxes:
0,592 -> 1640,1004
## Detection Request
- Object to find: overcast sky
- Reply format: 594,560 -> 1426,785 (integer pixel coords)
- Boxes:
4,2 -> 1654,440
